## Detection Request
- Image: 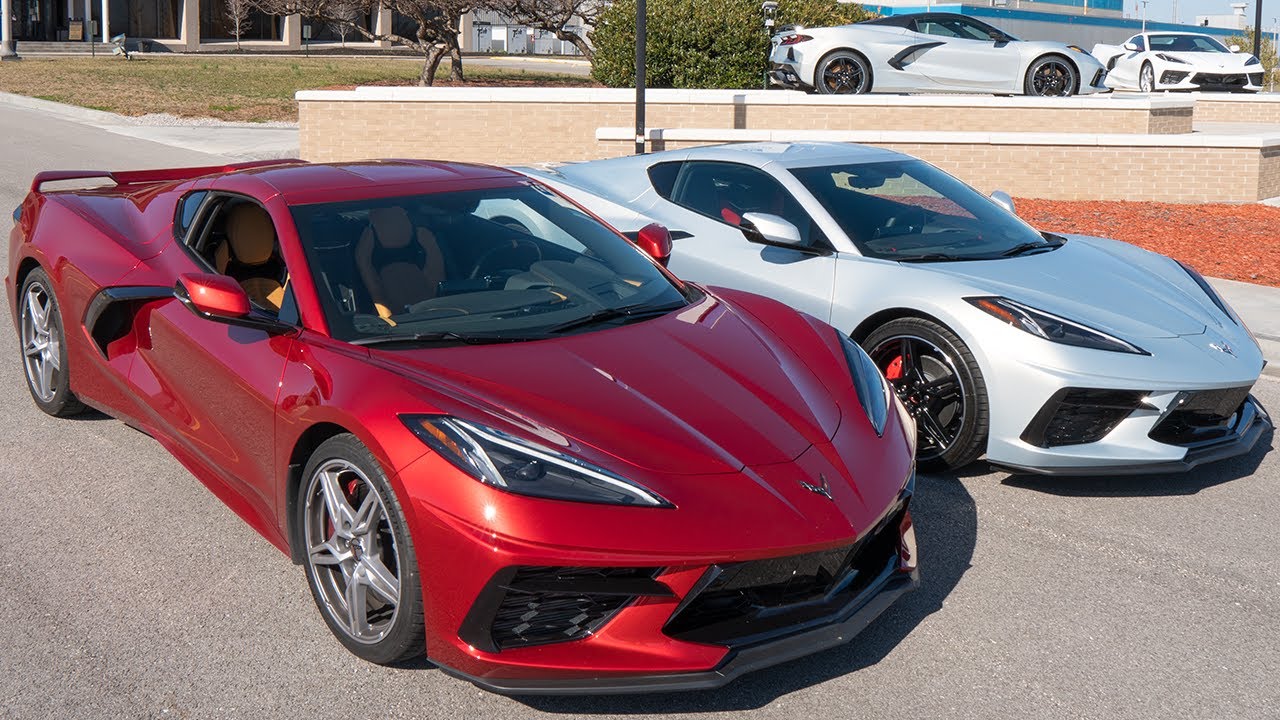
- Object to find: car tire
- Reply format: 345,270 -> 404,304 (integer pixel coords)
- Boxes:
18,267 -> 85,417
1139,62 -> 1155,93
863,318 -> 989,472
1023,54 -> 1078,96
299,433 -> 426,664
816,50 -> 872,94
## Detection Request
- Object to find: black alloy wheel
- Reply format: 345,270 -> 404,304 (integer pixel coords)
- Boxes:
817,50 -> 872,95
1024,55 -> 1078,97
864,318 -> 989,471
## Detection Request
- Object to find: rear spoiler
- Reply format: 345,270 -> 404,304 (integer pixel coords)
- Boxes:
30,158 -> 306,194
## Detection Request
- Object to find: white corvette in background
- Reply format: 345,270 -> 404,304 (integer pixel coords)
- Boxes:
768,12 -> 1108,96
1092,32 -> 1263,92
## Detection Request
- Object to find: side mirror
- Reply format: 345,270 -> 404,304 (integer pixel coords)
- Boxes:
1229,44 -> 1241,53
175,273 -> 293,333
176,273 -> 251,319
1123,41 -> 1139,51
990,190 -> 1016,215
633,222 -> 673,267
740,212 -> 804,247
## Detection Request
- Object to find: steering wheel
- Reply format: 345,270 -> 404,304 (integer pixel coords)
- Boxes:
468,238 -> 543,282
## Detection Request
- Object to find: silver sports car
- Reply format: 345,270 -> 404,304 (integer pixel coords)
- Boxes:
517,142 -> 1270,475
769,12 -> 1108,96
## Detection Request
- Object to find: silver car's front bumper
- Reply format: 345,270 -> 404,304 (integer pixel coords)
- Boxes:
991,394 -> 1271,476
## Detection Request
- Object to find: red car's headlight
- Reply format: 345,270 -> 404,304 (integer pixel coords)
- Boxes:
838,331 -> 891,437
402,415 -> 673,508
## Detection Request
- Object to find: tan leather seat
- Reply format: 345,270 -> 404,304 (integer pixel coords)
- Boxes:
355,207 -> 446,318
215,203 -> 286,312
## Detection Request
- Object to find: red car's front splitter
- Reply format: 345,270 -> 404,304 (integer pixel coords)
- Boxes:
432,563 -> 919,695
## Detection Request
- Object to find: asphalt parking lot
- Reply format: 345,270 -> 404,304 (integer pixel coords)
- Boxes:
1,104 -> 1277,720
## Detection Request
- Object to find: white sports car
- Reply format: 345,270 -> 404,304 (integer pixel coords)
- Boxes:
769,12 -> 1108,96
1092,32 -> 1263,92
515,142 -> 1271,476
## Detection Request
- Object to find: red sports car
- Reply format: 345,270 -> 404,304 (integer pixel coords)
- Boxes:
7,159 -> 918,693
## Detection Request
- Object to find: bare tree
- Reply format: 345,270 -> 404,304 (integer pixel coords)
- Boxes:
225,0 -> 252,50
328,0 -> 364,46
256,0 -> 471,85
488,0 -> 598,60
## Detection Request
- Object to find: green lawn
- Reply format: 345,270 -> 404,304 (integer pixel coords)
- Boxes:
0,55 -> 595,123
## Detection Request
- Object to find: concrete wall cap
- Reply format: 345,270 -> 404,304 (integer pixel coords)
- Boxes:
296,86 -> 1197,111
597,126 -> 1280,149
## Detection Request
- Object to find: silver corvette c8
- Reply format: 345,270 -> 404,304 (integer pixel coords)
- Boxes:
516,142 -> 1270,475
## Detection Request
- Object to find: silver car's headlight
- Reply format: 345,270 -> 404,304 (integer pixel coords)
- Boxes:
1155,53 -> 1189,64
1246,55 -> 1261,66
967,296 -> 1148,355
402,416 -> 673,507
838,331 -> 891,437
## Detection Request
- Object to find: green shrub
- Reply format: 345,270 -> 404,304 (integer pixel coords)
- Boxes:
590,0 -> 875,88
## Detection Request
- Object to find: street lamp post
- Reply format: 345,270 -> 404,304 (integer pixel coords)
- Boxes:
635,0 -> 646,155
1,0 -> 19,61
1141,0 -> 1149,33
1256,0 -> 1265,59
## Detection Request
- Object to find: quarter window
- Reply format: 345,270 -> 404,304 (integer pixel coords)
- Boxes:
175,190 -> 209,239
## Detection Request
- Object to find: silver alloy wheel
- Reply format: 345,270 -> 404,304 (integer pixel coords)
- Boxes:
304,459 -> 402,645
869,334 -> 966,463
1029,58 -> 1076,96
21,281 -> 61,404
1140,64 -> 1155,92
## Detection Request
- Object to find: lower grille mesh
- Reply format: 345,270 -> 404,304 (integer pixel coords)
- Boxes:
663,503 -> 906,647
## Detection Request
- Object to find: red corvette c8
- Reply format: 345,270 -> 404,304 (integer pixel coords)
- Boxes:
7,159 -> 918,694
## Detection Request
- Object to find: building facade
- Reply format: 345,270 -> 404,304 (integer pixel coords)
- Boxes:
863,0 -> 1247,47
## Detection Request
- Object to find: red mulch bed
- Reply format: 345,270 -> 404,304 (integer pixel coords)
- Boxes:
1016,198 -> 1280,288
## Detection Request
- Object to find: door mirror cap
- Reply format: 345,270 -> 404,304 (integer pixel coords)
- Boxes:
1122,41 -> 1139,51
176,273 -> 251,319
634,222 -> 673,267
1229,43 -> 1241,53
175,273 -> 295,334
990,190 -> 1016,215
740,212 -> 804,247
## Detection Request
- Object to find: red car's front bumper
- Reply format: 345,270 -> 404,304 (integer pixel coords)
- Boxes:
397,449 -> 919,694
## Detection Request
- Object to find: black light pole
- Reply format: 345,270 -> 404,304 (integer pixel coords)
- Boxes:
635,0 -> 646,155
1257,0 -> 1265,59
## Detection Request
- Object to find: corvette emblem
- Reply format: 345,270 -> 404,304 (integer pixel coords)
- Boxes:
1210,341 -> 1236,357
800,474 -> 834,500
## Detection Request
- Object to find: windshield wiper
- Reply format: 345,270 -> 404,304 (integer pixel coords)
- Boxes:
546,301 -> 687,334
352,331 -> 536,347
1002,238 -> 1066,257
895,252 -> 969,263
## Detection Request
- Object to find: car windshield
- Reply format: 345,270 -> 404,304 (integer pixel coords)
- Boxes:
1149,34 -> 1230,53
789,159 -> 1051,261
291,183 -> 693,344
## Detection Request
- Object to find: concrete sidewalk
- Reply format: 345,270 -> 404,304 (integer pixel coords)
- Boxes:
0,92 -> 298,161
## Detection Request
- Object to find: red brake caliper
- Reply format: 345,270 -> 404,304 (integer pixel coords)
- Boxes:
885,356 -> 904,381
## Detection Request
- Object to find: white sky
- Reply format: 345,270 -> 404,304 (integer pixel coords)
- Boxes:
1126,0 -> 1277,28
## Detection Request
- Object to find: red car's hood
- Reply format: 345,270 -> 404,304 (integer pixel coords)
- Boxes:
374,293 -> 846,477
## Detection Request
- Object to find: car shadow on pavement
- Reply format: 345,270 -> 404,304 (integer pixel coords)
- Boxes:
999,428 -> 1274,497
512,473 -> 978,715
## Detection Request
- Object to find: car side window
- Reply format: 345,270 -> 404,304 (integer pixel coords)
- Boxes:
174,190 -> 209,240
186,195 -> 292,316
669,161 -> 821,246
1131,36 -> 1146,51
952,18 -> 998,40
